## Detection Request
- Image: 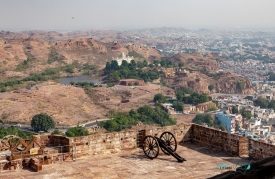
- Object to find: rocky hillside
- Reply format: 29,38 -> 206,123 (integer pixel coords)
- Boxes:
168,52 -> 220,72
164,53 -> 254,94
0,38 -> 162,80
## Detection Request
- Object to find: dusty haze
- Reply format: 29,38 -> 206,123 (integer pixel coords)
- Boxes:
1,0 -> 275,31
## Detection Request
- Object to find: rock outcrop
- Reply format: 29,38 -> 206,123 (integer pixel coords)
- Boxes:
164,53 -> 254,94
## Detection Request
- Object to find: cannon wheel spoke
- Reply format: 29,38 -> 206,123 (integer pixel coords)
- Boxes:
160,131 -> 177,155
142,136 -> 159,159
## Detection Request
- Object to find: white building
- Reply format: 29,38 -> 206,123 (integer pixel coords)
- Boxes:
112,53 -> 133,66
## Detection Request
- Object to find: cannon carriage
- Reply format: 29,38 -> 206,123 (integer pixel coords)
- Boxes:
142,131 -> 185,162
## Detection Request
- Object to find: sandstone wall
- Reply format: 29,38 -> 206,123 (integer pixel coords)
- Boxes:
144,123 -> 193,143
249,139 -> 275,160
68,130 -> 137,157
192,124 -> 248,156
46,124 -> 275,161
38,135 -> 70,147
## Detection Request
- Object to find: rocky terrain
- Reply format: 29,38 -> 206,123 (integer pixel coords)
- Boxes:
0,38 -> 162,80
165,70 -> 254,94
168,52 -> 220,72
164,53 -> 254,94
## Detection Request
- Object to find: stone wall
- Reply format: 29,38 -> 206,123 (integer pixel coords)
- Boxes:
144,123 -> 193,143
2,123 -> 274,166
68,130 -> 137,157
249,139 -> 275,160
37,135 -> 69,146
40,124 -> 275,161
192,124 -> 248,156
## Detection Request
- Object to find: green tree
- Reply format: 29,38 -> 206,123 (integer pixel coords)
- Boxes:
148,70 -> 159,80
105,62 -> 111,71
100,105 -> 176,132
178,61 -> 184,68
154,93 -> 167,104
268,100 -> 275,109
128,60 -> 136,70
232,106 -> 239,114
268,72 -> 275,81
121,60 -> 129,69
172,101 -> 184,111
160,59 -> 167,67
1,87 -> 7,92
254,97 -> 269,108
0,126 -> 33,139
208,84 -> 215,92
65,126 -> 89,137
52,129 -> 63,135
31,113 -> 55,132
240,108 -> 252,119
108,71 -> 120,80
192,114 -> 213,126
219,124 -> 226,131
143,60 -> 148,67
111,60 -> 119,70
176,90 -> 185,102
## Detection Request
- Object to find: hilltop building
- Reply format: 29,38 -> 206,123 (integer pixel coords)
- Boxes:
112,53 -> 133,66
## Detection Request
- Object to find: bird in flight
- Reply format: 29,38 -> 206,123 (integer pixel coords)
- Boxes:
72,17 -> 74,19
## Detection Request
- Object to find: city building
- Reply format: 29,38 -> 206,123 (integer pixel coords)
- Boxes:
112,53 -> 133,66
215,113 -> 236,133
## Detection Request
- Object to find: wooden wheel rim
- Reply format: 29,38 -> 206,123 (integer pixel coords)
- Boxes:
160,131 -> 177,155
142,136 -> 159,159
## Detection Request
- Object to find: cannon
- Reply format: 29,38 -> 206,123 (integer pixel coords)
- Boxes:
142,131 -> 185,162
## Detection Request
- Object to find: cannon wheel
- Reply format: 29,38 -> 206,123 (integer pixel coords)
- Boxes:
142,136 -> 159,159
160,131 -> 177,155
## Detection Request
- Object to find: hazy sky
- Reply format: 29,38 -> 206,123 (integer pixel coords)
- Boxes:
1,0 -> 275,31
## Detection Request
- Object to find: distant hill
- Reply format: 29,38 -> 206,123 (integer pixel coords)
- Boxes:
0,38 -> 162,80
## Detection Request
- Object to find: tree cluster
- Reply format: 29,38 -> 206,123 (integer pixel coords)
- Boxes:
176,89 -> 211,105
0,126 -> 33,139
231,106 -> 252,119
192,114 -> 226,131
104,60 -> 159,82
153,58 -> 174,68
154,93 -> 167,104
268,72 -> 275,81
172,101 -> 184,111
240,108 -> 252,119
254,96 -> 275,110
153,93 -> 184,111
65,126 -> 89,137
99,105 -> 176,132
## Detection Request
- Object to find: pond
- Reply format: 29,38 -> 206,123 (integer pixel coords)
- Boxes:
59,75 -> 102,84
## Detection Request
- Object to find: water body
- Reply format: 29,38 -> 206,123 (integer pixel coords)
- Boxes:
59,75 -> 102,84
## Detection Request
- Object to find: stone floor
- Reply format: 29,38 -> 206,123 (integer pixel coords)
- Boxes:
0,143 -> 250,179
